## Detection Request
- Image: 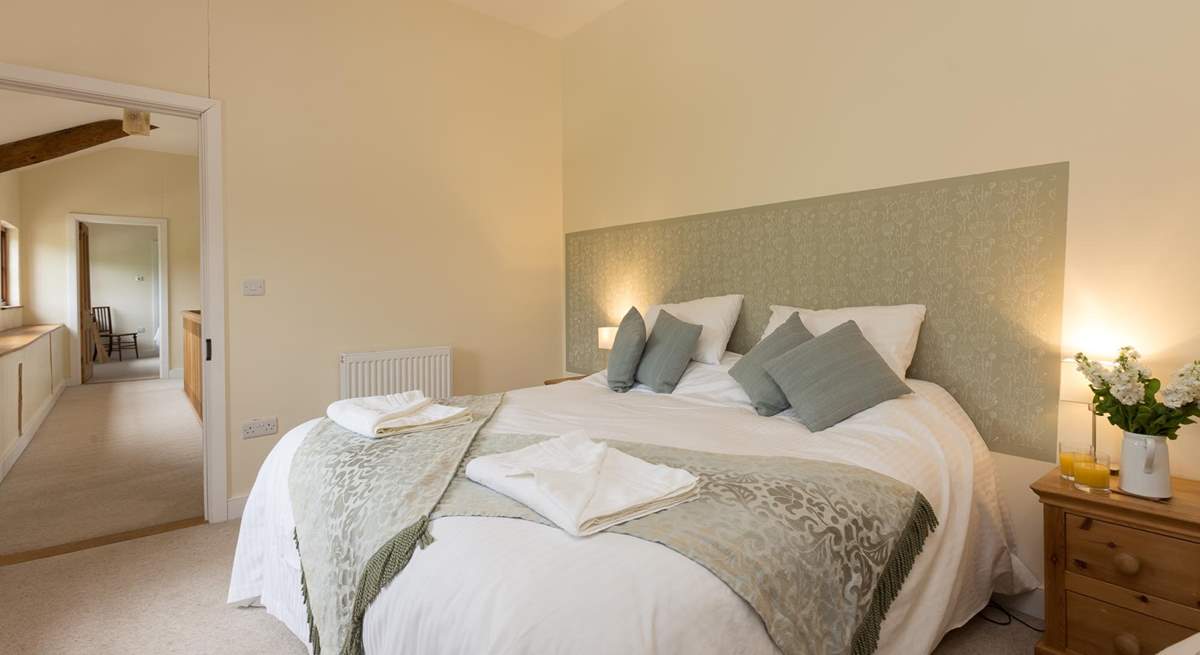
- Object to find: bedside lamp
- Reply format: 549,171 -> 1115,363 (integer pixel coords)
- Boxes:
1062,355 -> 1117,466
598,326 -> 618,351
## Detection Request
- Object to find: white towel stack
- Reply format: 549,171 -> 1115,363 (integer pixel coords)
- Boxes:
326,390 -> 471,438
466,431 -> 698,537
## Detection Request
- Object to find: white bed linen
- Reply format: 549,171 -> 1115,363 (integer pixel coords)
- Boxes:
230,353 -> 1036,655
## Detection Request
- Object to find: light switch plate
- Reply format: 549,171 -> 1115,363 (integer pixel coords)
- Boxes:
241,417 -> 278,439
242,278 -> 266,296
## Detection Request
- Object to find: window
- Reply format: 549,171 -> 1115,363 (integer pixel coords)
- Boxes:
1,225 -> 9,306
0,222 -> 17,308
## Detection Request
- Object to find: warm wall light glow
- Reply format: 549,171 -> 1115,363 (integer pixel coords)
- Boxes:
1061,356 -> 1116,367
1060,356 -> 1114,404
1061,291 -> 1157,360
605,267 -> 649,324
598,326 -> 618,350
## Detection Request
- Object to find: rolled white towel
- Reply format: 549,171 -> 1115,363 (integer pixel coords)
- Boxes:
466,431 -> 698,536
327,390 -> 470,438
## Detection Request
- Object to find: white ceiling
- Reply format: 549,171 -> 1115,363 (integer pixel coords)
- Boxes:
0,88 -> 197,163
446,0 -> 629,38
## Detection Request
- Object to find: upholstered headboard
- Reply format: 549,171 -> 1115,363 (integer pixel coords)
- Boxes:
565,162 -> 1069,461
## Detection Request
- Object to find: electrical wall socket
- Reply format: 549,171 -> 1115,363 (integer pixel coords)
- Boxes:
241,417 -> 278,439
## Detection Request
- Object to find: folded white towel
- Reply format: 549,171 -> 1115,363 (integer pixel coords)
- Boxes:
326,391 -> 471,438
466,432 -> 698,536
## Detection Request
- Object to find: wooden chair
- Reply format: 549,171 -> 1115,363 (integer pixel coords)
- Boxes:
90,306 -> 139,360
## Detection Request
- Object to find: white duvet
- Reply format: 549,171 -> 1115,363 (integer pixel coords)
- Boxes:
229,354 -> 1037,654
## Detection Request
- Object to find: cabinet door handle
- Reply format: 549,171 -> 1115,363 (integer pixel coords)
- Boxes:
1114,552 -> 1141,575
1114,632 -> 1140,655
205,338 -> 212,362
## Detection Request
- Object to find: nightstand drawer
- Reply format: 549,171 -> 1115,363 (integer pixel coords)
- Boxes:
1066,513 -> 1200,608
1066,592 -> 1194,655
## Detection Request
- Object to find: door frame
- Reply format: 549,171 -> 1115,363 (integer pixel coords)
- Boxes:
67,213 -> 171,382
0,62 -> 230,522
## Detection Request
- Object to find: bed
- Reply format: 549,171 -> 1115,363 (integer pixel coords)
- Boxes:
229,352 -> 1037,654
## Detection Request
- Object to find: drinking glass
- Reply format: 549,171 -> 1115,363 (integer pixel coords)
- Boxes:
1073,453 -> 1112,494
1059,444 -> 1093,481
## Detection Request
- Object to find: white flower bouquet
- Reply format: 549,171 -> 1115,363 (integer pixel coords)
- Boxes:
1074,347 -> 1200,438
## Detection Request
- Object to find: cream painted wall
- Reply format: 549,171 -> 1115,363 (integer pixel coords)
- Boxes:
87,223 -> 160,355
564,0 -> 1200,599
0,1 -> 209,97
0,171 -> 21,331
17,148 -> 201,371
209,0 -> 563,495
2,0 -> 565,499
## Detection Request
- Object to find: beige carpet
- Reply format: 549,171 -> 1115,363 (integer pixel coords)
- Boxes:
89,355 -> 161,383
0,520 -> 1042,655
0,377 -> 202,556
0,521 -> 303,655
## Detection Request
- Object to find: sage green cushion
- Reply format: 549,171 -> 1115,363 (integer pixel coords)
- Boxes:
763,320 -> 912,432
635,310 -> 702,393
607,307 -> 647,392
730,313 -> 814,416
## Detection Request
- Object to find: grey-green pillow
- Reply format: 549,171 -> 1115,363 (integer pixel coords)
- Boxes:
607,308 -> 647,392
635,310 -> 702,393
729,312 -> 814,415
763,320 -> 912,432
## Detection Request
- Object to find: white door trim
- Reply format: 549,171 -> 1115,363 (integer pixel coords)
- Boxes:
0,62 -> 230,523
67,213 -> 171,382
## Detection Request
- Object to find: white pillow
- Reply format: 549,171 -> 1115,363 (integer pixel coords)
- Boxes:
761,304 -> 926,378
645,294 -> 744,365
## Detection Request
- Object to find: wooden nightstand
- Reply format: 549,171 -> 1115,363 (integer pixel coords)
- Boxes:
1032,469 -> 1200,655
543,375 -> 586,385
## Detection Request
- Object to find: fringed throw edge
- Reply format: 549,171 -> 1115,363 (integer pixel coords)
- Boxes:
294,516 -> 436,655
850,493 -> 939,655
294,530 -> 321,655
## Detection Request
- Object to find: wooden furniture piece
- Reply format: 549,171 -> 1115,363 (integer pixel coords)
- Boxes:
79,222 -> 92,382
543,375 -> 586,385
183,310 -> 202,417
90,306 -> 139,360
1032,468 -> 1200,655
0,324 -> 61,358
0,325 -> 66,476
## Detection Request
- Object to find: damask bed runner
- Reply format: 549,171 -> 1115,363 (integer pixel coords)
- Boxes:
290,398 -> 937,655
289,394 -> 504,655
436,434 -> 937,655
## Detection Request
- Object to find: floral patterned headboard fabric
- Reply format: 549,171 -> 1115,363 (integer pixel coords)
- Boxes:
565,162 -> 1069,460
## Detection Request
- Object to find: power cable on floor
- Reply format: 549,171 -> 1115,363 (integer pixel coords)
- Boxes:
979,601 -> 1044,632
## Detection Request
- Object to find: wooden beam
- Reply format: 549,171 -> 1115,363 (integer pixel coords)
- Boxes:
0,119 -> 156,173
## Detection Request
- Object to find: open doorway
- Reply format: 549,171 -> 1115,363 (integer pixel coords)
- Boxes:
76,216 -> 170,384
0,65 -> 226,565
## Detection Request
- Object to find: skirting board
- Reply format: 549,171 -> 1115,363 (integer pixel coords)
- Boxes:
0,381 -> 67,484
226,495 -> 248,521
169,367 -> 183,379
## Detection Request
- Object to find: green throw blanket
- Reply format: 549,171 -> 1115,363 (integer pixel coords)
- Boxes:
290,396 -> 937,655
289,394 -> 503,655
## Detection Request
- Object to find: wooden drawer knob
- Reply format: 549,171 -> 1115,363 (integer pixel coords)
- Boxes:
1114,632 -> 1140,655
1114,552 -> 1141,575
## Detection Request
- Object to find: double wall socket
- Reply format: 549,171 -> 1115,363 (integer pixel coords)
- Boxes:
241,417 -> 278,439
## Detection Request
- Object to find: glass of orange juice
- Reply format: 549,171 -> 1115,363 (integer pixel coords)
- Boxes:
1073,453 -> 1112,494
1059,444 -> 1093,481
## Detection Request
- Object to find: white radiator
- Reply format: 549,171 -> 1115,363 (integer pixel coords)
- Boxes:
338,346 -> 452,400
